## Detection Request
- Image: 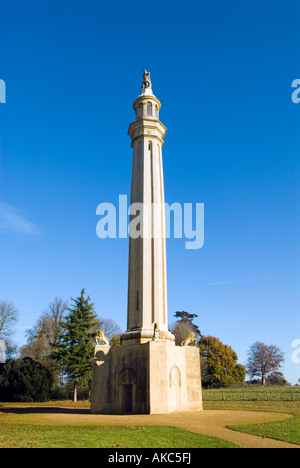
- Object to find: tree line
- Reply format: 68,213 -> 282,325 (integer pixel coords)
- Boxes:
0,290 -> 122,401
0,294 -> 288,402
172,311 -> 286,388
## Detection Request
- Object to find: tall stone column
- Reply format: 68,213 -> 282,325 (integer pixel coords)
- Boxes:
121,71 -> 174,345
91,72 -> 202,414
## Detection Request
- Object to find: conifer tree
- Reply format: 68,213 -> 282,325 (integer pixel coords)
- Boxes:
52,289 -> 98,401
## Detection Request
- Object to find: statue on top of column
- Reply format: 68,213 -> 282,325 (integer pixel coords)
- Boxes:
142,70 -> 152,90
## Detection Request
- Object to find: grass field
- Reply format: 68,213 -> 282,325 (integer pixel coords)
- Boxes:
229,416 -> 300,446
0,422 -> 239,448
204,401 -> 300,445
204,386 -> 300,446
0,386 -> 299,448
203,385 -> 300,402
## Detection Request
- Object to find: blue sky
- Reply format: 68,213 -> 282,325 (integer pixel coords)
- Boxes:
0,0 -> 299,384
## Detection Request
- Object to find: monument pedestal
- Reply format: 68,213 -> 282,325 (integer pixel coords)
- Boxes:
90,340 -> 202,414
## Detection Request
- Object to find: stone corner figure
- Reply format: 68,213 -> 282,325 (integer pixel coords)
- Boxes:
181,332 -> 197,347
152,322 -> 160,341
95,330 -> 110,346
142,69 -> 152,90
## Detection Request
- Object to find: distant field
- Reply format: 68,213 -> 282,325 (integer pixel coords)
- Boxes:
203,385 -> 300,402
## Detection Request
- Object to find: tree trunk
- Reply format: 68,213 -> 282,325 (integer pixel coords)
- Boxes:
73,381 -> 78,402
261,375 -> 266,385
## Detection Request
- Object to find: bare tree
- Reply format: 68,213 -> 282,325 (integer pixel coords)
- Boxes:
97,317 -> 122,342
171,310 -> 201,346
0,301 -> 18,342
45,298 -> 68,348
20,298 -> 68,364
171,321 -> 194,346
246,342 -> 285,385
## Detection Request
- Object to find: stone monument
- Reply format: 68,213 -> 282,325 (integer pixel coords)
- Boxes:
90,72 -> 203,414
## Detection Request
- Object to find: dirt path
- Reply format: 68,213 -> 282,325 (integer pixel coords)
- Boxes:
2,407 -> 299,448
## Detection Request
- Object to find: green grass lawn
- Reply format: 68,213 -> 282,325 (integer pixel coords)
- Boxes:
228,416 -> 300,446
203,385 -> 300,446
204,399 -> 300,446
1,393 -> 300,448
0,423 -> 239,448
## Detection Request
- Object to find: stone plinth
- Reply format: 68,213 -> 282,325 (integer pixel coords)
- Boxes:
90,341 -> 202,414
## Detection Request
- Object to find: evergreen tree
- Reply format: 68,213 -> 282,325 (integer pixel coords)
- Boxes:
52,289 -> 98,401
0,357 -> 53,402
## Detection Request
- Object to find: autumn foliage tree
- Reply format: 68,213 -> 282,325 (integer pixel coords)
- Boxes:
199,336 -> 246,387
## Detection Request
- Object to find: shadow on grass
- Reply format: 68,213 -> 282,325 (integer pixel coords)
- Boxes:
0,406 -> 140,416
0,406 -> 90,415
